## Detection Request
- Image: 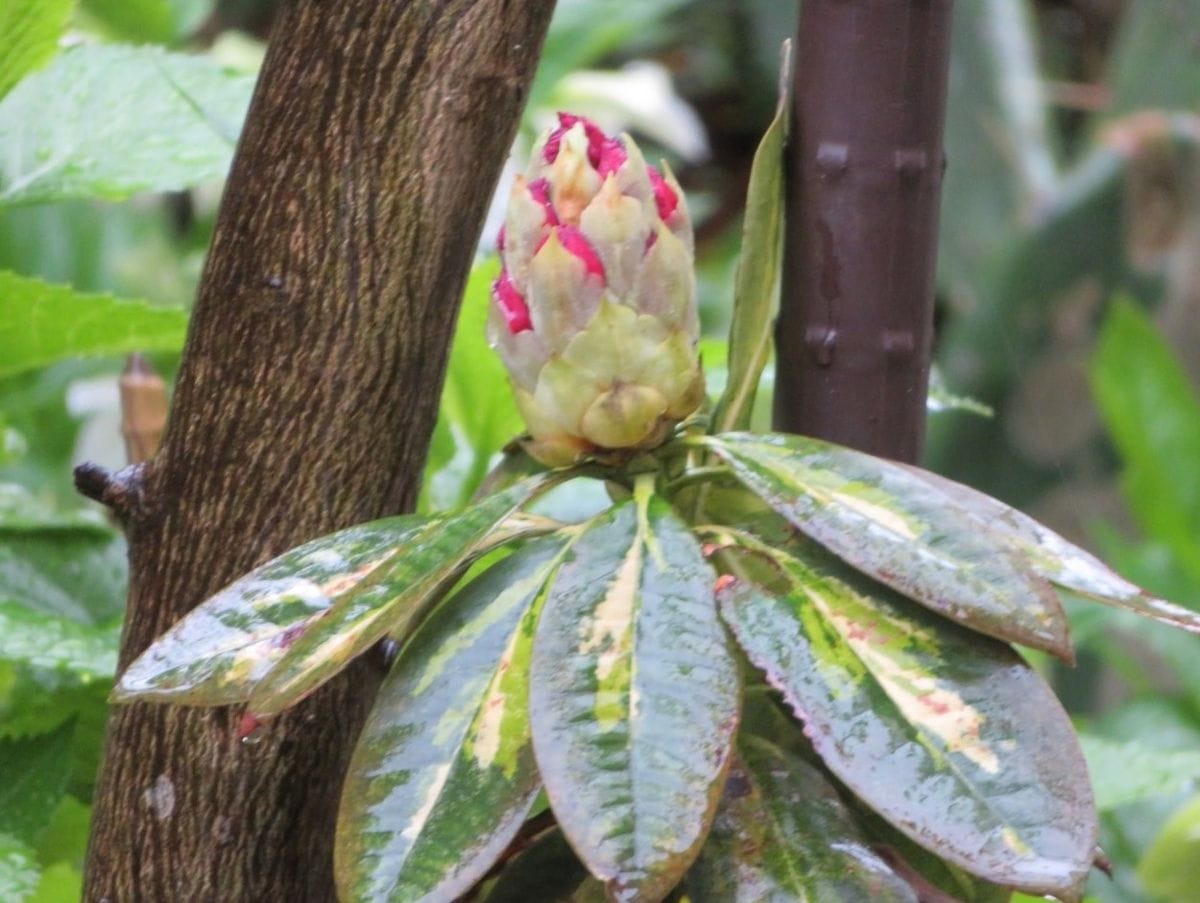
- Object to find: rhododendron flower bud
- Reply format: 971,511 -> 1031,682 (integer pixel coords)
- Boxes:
488,113 -> 704,466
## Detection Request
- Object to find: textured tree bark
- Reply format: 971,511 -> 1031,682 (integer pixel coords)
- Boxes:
82,1 -> 556,900
774,0 -> 954,463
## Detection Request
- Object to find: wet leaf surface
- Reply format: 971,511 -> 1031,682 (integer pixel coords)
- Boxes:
716,535 -> 1096,899
899,461 -> 1200,635
706,432 -> 1073,659
112,513 -> 436,705
249,477 -> 554,717
336,538 -> 568,903
686,736 -> 917,902
530,485 -> 739,902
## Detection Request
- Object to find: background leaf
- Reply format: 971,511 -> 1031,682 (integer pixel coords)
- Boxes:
1081,735 -> 1200,812
0,44 -> 255,205
0,833 -> 39,903
336,539 -> 566,903
0,270 -> 187,380
0,0 -> 72,100
530,490 -> 739,901
0,722 -> 74,845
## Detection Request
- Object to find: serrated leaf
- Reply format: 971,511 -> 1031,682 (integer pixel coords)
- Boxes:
0,0 -> 71,100
1080,736 -> 1200,812
335,537 -> 568,903
113,514 -> 436,705
0,270 -> 188,379
704,432 -> 1072,659
0,44 -> 255,205
530,484 -> 740,902
716,538 -> 1096,899
249,477 -> 553,717
0,487 -> 127,627
0,833 -> 39,903
897,461 -> 1200,634
0,721 -> 74,845
711,41 -> 789,434
687,737 -> 917,902
0,602 -> 117,677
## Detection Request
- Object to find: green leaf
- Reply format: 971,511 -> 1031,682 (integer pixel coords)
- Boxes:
1080,736 -> 1200,812
530,482 -> 740,901
716,537 -> 1096,899
479,828 -> 600,903
249,477 -> 554,717
1138,793 -> 1200,903
686,736 -> 917,902
1093,299 -> 1200,584
897,463 -> 1200,634
0,44 -> 255,205
0,722 -> 74,845
0,271 -> 187,380
113,513 -> 436,705
79,0 -> 208,44
0,490 -> 127,627
0,602 -> 117,677
336,537 -> 568,902
26,861 -> 80,903
0,833 -> 39,903
423,257 -> 526,511
0,0 -> 72,100
704,432 -> 1072,659
711,41 -> 789,434
1108,0 -> 1200,115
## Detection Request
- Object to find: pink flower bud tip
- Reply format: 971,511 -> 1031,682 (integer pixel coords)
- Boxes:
535,225 -> 606,280
527,177 -> 560,225
545,112 -> 627,176
647,165 -> 680,221
493,269 -> 532,334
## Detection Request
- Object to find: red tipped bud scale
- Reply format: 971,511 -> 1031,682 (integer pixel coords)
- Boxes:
488,113 -> 703,466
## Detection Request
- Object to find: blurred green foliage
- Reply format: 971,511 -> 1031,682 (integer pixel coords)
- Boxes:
2,0 -> 1199,900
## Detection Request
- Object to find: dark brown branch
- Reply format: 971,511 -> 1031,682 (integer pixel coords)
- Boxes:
774,1 -> 954,463
73,462 -> 144,523
83,1 -> 556,900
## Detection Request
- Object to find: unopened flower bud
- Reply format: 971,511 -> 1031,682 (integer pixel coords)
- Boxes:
488,113 -> 704,466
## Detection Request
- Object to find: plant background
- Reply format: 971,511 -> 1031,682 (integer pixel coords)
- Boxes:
2,1 -> 1200,900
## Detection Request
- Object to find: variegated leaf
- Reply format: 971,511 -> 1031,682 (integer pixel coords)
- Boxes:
112,513 -> 436,705
249,476 -> 553,717
335,537 -> 568,903
716,535 -> 1096,899
530,483 -> 740,902
900,463 -> 1200,634
686,737 -> 918,902
704,432 -> 1072,660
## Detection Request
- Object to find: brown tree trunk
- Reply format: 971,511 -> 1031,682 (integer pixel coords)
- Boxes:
82,1 -> 555,899
774,0 -> 954,463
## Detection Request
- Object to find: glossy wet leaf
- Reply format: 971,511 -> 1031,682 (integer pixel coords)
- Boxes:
336,538 -> 568,903
899,460 -> 1200,635
250,477 -> 552,717
704,432 -> 1072,659
113,514 -> 435,705
686,737 -> 917,902
530,486 -> 739,902
717,538 -> 1096,899
711,41 -> 789,434
0,45 -> 255,205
